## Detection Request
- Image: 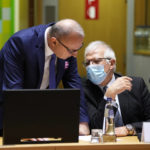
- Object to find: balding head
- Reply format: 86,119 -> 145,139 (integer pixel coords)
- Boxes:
49,19 -> 84,39
48,19 -> 84,59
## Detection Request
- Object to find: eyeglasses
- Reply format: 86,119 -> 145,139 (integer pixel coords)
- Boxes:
83,58 -> 111,67
57,38 -> 84,54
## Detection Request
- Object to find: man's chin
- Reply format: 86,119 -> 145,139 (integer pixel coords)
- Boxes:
60,56 -> 72,60
56,55 -> 67,60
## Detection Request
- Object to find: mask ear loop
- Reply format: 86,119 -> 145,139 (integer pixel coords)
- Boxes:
106,59 -> 111,65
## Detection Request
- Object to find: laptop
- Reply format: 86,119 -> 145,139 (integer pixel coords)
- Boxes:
3,89 -> 80,145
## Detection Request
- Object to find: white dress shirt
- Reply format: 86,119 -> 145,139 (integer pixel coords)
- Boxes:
40,27 -> 54,89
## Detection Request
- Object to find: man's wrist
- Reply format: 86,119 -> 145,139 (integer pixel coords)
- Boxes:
126,124 -> 136,136
104,95 -> 116,101
105,88 -> 116,100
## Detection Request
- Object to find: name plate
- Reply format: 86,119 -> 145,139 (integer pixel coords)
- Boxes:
141,122 -> 150,143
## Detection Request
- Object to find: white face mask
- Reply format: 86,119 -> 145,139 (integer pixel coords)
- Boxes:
86,64 -> 108,85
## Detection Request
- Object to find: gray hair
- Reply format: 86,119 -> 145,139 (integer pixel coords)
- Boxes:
84,40 -> 116,70
49,19 -> 84,39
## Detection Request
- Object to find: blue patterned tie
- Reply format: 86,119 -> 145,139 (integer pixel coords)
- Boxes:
49,54 -> 56,89
114,109 -> 124,127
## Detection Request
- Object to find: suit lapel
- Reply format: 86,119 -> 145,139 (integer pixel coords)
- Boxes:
35,27 -> 45,88
118,91 -> 130,124
56,58 -> 65,87
34,23 -> 58,88
114,73 -> 130,124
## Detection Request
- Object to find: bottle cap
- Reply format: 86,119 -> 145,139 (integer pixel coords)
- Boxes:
106,97 -> 112,101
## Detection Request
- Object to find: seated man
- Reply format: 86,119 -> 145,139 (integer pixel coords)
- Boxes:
82,40 -> 150,137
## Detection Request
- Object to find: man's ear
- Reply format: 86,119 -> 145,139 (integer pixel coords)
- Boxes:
110,59 -> 116,70
49,37 -> 57,47
47,37 -> 57,53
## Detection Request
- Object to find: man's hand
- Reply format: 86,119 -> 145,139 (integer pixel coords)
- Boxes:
115,126 -> 128,137
105,76 -> 132,100
79,122 -> 90,135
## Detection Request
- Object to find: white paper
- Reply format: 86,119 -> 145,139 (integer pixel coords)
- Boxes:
79,135 -> 91,142
141,122 -> 150,143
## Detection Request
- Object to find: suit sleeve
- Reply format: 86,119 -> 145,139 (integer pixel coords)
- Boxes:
2,37 -> 24,90
131,77 -> 150,133
86,95 -> 106,129
82,79 -> 106,129
62,57 -> 89,123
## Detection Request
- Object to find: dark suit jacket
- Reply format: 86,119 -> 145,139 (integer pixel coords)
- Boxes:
82,73 -> 150,133
0,23 -> 89,129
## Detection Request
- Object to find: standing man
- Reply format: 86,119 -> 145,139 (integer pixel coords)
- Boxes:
82,40 -> 150,136
0,19 -> 89,135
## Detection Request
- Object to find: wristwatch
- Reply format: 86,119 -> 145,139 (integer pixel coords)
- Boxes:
126,124 -> 135,136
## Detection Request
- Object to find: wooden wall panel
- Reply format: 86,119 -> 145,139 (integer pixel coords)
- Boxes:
59,0 -> 127,76
134,0 -> 146,26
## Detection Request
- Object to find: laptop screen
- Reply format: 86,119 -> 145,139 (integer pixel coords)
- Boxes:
3,89 -> 80,145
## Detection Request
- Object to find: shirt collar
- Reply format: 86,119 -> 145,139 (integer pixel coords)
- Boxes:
107,74 -> 115,87
45,26 -> 54,57
99,74 -> 115,90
